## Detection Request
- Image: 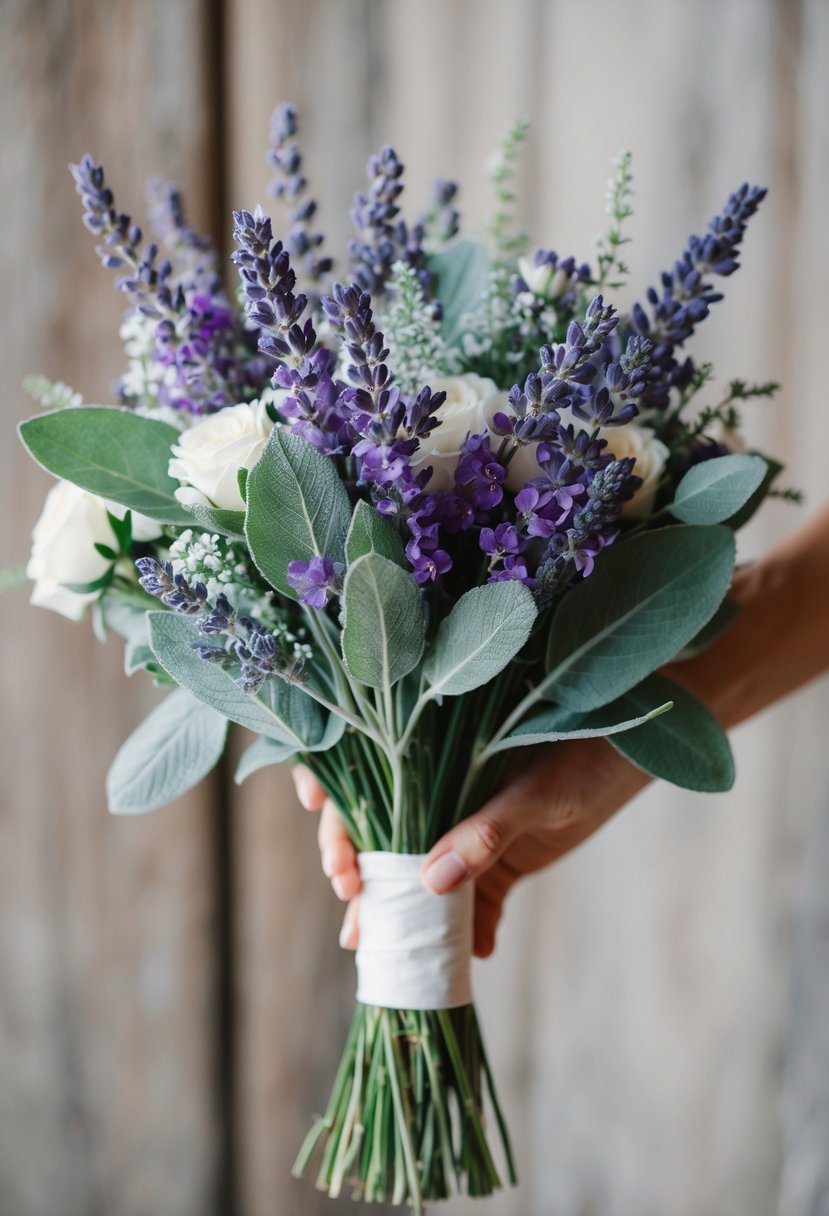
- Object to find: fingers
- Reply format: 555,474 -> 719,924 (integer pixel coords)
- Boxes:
292,764 -> 327,812
318,799 -> 361,901
338,897 -> 360,950
421,789 -> 533,895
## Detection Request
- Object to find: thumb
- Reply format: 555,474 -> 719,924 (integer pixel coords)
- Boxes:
421,794 -> 529,895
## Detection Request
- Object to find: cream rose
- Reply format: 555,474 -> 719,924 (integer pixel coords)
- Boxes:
27,481 -> 161,620
516,256 -> 571,301
605,421 -> 670,518
411,374 -> 507,492
501,416 -> 669,517
169,401 -> 274,511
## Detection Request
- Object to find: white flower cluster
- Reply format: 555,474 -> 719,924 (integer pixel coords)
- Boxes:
382,262 -> 459,395
167,528 -> 249,588
119,311 -> 186,430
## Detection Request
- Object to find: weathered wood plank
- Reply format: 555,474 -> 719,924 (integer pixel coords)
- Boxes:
0,3 -> 222,1214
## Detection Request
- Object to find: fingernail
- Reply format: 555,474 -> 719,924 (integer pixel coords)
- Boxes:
294,772 -> 313,809
332,876 -> 347,900
321,849 -> 336,878
422,851 -> 469,895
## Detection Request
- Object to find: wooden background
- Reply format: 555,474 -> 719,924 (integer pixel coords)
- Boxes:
1,1 -> 828,1213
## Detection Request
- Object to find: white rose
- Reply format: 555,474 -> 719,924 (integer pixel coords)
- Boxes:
169,401 -> 274,511
27,482 -> 134,620
517,256 -> 571,301
605,421 -> 670,518
411,374 -> 507,492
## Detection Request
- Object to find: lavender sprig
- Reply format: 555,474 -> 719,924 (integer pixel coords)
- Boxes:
267,102 -> 333,292
632,182 -> 767,407
348,147 -> 432,298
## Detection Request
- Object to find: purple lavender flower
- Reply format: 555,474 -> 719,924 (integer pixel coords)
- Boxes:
286,557 -> 339,608
267,102 -> 333,291
136,557 -> 207,613
632,183 -> 767,407
348,147 -> 432,298
455,434 -> 506,512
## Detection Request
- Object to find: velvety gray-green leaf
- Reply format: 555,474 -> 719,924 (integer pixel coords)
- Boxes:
608,674 -> 735,791
429,238 -> 491,346
148,611 -> 321,746
346,499 -> 406,568
488,698 -> 673,754
725,455 -> 783,530
245,427 -> 350,597
235,736 -> 300,784
676,597 -> 740,660
544,525 -> 735,711
18,408 -> 192,524
341,553 -> 425,687
669,454 -> 767,525
424,581 -> 537,698
106,688 -> 227,813
182,502 -> 246,538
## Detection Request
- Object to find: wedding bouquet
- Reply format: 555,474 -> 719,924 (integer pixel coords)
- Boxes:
17,106 -> 789,1209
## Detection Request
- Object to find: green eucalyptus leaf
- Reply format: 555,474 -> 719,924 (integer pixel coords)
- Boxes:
182,502 -> 246,539
488,698 -> 673,754
18,408 -> 192,524
543,525 -> 735,711
106,688 -> 228,813
245,427 -> 351,597
669,453 -> 768,525
341,553 -> 425,688
608,674 -> 735,791
346,499 -> 406,568
148,611 -> 323,746
429,238 -> 491,346
424,581 -> 537,698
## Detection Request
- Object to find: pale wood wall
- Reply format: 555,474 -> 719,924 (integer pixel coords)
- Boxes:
2,2 -> 827,1214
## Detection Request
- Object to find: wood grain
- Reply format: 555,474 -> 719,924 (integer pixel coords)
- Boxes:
0,3 -> 222,1214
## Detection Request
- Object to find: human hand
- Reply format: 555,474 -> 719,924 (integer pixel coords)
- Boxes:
292,738 -> 650,958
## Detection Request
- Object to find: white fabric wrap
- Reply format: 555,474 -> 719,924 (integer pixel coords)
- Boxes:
355,852 -> 474,1010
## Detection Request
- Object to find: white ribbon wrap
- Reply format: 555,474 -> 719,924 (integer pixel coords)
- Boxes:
355,852 -> 474,1010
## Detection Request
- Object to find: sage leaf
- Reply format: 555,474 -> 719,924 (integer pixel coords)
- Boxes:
182,502 -> 246,538
428,238 -> 491,346
19,408 -> 192,525
608,674 -> 735,791
341,553 -> 425,688
488,698 -> 673,754
346,500 -> 406,568
669,453 -> 767,525
235,736 -> 300,784
544,525 -> 735,711
149,611 -> 322,746
106,688 -> 227,813
245,427 -> 351,597
424,581 -> 536,698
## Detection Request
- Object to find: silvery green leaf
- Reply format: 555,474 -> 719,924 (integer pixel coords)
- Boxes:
148,611 -> 322,747
676,597 -> 740,659
346,499 -> 406,568
245,427 -> 351,597
106,688 -> 227,814
18,408 -> 192,525
341,553 -> 425,688
235,736 -> 300,784
424,581 -> 537,698
608,674 -> 735,791
488,698 -> 673,754
543,525 -> 735,711
429,238 -> 491,346
669,453 -> 767,525
182,502 -> 246,538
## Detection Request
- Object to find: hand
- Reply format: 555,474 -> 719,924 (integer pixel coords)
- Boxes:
293,738 -> 649,957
